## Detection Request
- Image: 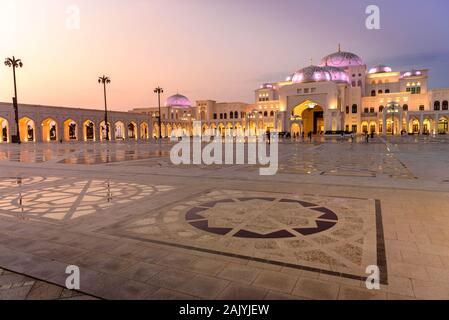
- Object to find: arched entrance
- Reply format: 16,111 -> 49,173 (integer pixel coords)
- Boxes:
292,100 -> 324,135
19,117 -> 36,142
423,119 -> 432,135
361,121 -> 369,134
409,119 -> 420,134
99,121 -> 111,141
42,118 -> 58,142
369,121 -> 377,134
128,122 -> 137,140
63,119 -> 78,141
291,123 -> 301,138
140,122 -> 149,140
114,121 -> 125,140
83,120 -> 95,141
438,117 -> 448,134
0,117 -> 9,143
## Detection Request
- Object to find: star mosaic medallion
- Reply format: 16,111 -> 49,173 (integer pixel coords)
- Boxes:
108,189 -> 387,283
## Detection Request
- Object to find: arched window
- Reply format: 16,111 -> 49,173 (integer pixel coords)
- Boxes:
270,111 -> 275,117
263,111 -> 268,117
234,111 -> 239,119
224,113 -> 228,119
213,113 -> 217,120
385,89 -> 390,94
403,104 -> 409,111
220,113 -> 223,119
379,105 -> 384,112
345,106 -> 349,114
443,101 -> 448,111
352,104 -> 358,114
371,90 -> 376,97
378,90 -> 383,94
434,101 -> 441,111
230,112 -> 234,119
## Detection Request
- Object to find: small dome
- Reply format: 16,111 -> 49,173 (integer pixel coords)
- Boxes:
320,47 -> 363,68
291,65 -> 332,83
369,64 -> 392,74
165,94 -> 191,108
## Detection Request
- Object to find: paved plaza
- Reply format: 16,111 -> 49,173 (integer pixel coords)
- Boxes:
1,136 -> 449,300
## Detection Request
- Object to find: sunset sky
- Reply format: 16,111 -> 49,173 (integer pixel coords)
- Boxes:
1,0 -> 449,111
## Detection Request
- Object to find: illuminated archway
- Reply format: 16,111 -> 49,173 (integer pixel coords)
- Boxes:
99,121 -> 112,141
152,122 -> 159,138
361,121 -> 369,134
0,117 -> 9,143
369,121 -> 377,134
292,100 -> 324,135
42,118 -> 58,142
140,122 -> 149,140
128,122 -> 137,140
63,119 -> 78,141
438,117 -> 448,134
83,120 -> 95,141
423,119 -> 432,134
291,123 -> 301,138
19,117 -> 36,142
114,121 -> 125,140
409,118 -> 420,134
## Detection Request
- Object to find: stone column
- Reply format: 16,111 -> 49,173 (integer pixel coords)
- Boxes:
382,112 -> 387,135
35,121 -> 42,143
420,114 -> 424,135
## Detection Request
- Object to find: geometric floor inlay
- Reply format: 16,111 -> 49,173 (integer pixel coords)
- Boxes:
0,176 -> 174,223
108,189 -> 387,284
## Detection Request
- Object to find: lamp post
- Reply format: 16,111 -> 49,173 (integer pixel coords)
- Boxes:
98,75 -> 111,141
387,102 -> 400,135
4,56 -> 23,144
154,87 -> 164,139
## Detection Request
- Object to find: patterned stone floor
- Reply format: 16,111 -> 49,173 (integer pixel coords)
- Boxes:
0,268 -> 96,300
0,137 -> 449,300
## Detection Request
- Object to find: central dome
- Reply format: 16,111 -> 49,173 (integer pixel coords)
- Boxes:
165,94 -> 191,108
291,65 -> 332,83
320,47 -> 363,68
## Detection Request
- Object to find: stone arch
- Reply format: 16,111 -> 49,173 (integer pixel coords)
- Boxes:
63,119 -> 78,141
438,116 -> 449,134
409,118 -> 420,134
128,121 -> 137,140
41,118 -> 59,142
19,117 -> 36,142
83,120 -> 96,141
99,121 -> 112,141
114,121 -> 126,140
0,117 -> 9,143
140,122 -> 149,140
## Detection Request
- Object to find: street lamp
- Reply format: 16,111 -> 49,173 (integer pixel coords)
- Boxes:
154,87 -> 164,139
98,75 -> 111,141
4,56 -> 23,144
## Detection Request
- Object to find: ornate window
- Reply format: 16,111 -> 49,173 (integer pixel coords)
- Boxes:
443,101 -> 448,111
434,101 -> 441,111
403,104 -> 409,111
352,104 -> 358,114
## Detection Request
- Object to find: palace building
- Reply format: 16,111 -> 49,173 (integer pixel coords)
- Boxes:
1,46 -> 449,143
135,46 -> 449,138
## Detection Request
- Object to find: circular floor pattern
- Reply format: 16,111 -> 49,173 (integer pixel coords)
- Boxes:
185,197 -> 339,239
